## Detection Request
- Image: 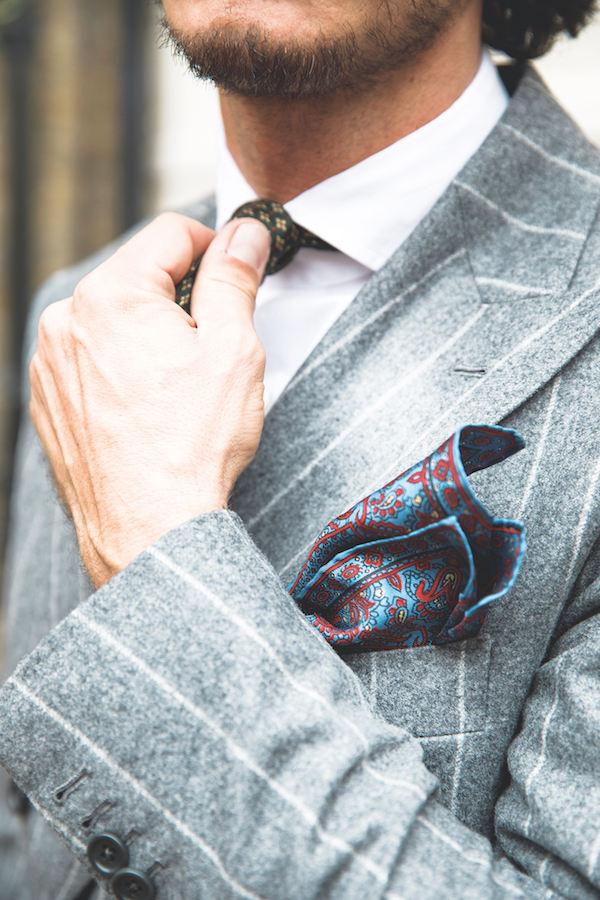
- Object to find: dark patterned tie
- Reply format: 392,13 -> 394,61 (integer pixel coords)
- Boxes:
174,199 -> 334,314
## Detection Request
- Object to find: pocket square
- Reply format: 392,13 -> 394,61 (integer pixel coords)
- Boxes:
289,425 -> 526,651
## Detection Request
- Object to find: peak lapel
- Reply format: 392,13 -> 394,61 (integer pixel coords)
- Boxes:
230,68 -> 600,577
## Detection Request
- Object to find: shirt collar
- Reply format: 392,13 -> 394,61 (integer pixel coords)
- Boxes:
216,49 -> 508,271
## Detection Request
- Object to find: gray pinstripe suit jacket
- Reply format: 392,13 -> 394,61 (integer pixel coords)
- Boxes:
1,65 -> 600,899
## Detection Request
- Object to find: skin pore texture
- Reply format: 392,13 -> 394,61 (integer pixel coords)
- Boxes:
161,0 -> 484,201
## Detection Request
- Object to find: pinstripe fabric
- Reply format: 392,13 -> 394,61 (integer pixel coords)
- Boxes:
1,66 -> 600,898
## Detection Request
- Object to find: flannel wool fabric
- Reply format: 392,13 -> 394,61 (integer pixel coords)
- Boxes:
1,65 -> 600,899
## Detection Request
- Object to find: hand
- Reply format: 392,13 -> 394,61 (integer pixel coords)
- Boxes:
29,213 -> 271,588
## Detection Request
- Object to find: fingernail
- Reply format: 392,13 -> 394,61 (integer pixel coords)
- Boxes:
227,221 -> 271,273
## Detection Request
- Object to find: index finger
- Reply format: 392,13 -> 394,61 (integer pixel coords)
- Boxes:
110,212 -> 216,297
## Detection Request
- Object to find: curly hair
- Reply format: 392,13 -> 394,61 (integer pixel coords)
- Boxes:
482,0 -> 598,59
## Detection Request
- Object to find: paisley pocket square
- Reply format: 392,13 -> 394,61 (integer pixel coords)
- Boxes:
289,425 -> 526,651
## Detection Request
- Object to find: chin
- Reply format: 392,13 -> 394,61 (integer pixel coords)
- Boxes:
160,0 -> 464,99
162,0 -> 333,43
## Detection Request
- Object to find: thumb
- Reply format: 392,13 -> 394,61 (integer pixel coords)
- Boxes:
190,218 -> 271,326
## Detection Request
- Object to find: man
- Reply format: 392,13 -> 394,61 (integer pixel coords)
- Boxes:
1,0 -> 599,896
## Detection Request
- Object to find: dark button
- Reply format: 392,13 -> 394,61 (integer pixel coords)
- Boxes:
6,780 -> 30,816
87,832 -> 129,877
110,868 -> 155,900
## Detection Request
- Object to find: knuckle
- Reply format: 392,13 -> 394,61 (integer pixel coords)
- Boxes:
73,265 -> 126,313
150,211 -> 189,242
36,311 -> 51,345
28,353 -> 40,387
150,210 -> 211,237
248,336 -> 266,369
154,210 -> 183,229
207,258 -> 261,301
228,326 -> 264,366
73,269 -> 102,305
37,300 -> 65,343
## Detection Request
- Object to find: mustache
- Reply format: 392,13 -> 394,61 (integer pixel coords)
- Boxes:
158,10 -> 449,99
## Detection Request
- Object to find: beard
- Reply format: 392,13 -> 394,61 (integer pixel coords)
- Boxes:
159,1 -> 469,99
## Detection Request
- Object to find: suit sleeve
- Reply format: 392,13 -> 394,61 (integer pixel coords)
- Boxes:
1,507 -> 597,899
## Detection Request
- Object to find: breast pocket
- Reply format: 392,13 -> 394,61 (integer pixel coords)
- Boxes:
344,635 -> 492,737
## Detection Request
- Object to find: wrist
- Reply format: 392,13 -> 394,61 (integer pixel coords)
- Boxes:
83,495 -> 230,588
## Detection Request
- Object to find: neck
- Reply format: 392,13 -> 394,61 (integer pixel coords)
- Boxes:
220,6 -> 483,203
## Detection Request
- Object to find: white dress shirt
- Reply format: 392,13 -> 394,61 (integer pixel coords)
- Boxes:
215,50 -> 508,413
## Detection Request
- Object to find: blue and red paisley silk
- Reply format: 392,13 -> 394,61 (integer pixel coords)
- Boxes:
289,425 -> 526,651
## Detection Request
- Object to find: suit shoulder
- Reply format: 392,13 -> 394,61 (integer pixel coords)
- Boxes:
507,66 -> 600,188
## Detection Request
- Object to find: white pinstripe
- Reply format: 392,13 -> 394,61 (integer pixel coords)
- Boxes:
517,379 -> 560,519
540,858 -> 563,899
500,124 -> 600,187
449,645 -> 467,815
375,271 -> 600,489
416,815 -> 524,894
149,543 -> 428,798
227,512 -> 368,661
455,181 -> 586,242
278,376 -> 548,581
253,268 -> 600,530
538,856 -> 551,885
69,566 -> 534,893
565,453 -> 600,582
587,828 -> 600,879
71,609 -> 394,887
248,305 -> 488,530
523,656 -> 566,838
288,248 -> 467,391
55,861 -> 85,900
475,277 -> 554,297
11,678 -> 268,900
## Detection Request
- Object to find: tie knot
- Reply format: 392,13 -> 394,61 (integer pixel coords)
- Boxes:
230,199 -> 332,275
174,198 -> 333,312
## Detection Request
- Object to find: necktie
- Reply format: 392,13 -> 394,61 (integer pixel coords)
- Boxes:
174,199 -> 334,314
290,424 -> 526,651
173,203 -> 527,652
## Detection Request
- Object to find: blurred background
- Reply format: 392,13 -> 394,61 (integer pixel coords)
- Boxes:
0,0 -> 600,587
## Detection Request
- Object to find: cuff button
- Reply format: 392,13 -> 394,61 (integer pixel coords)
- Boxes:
87,832 -> 129,877
110,869 -> 155,900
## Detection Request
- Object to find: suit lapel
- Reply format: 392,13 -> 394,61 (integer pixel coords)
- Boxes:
230,67 -> 600,578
